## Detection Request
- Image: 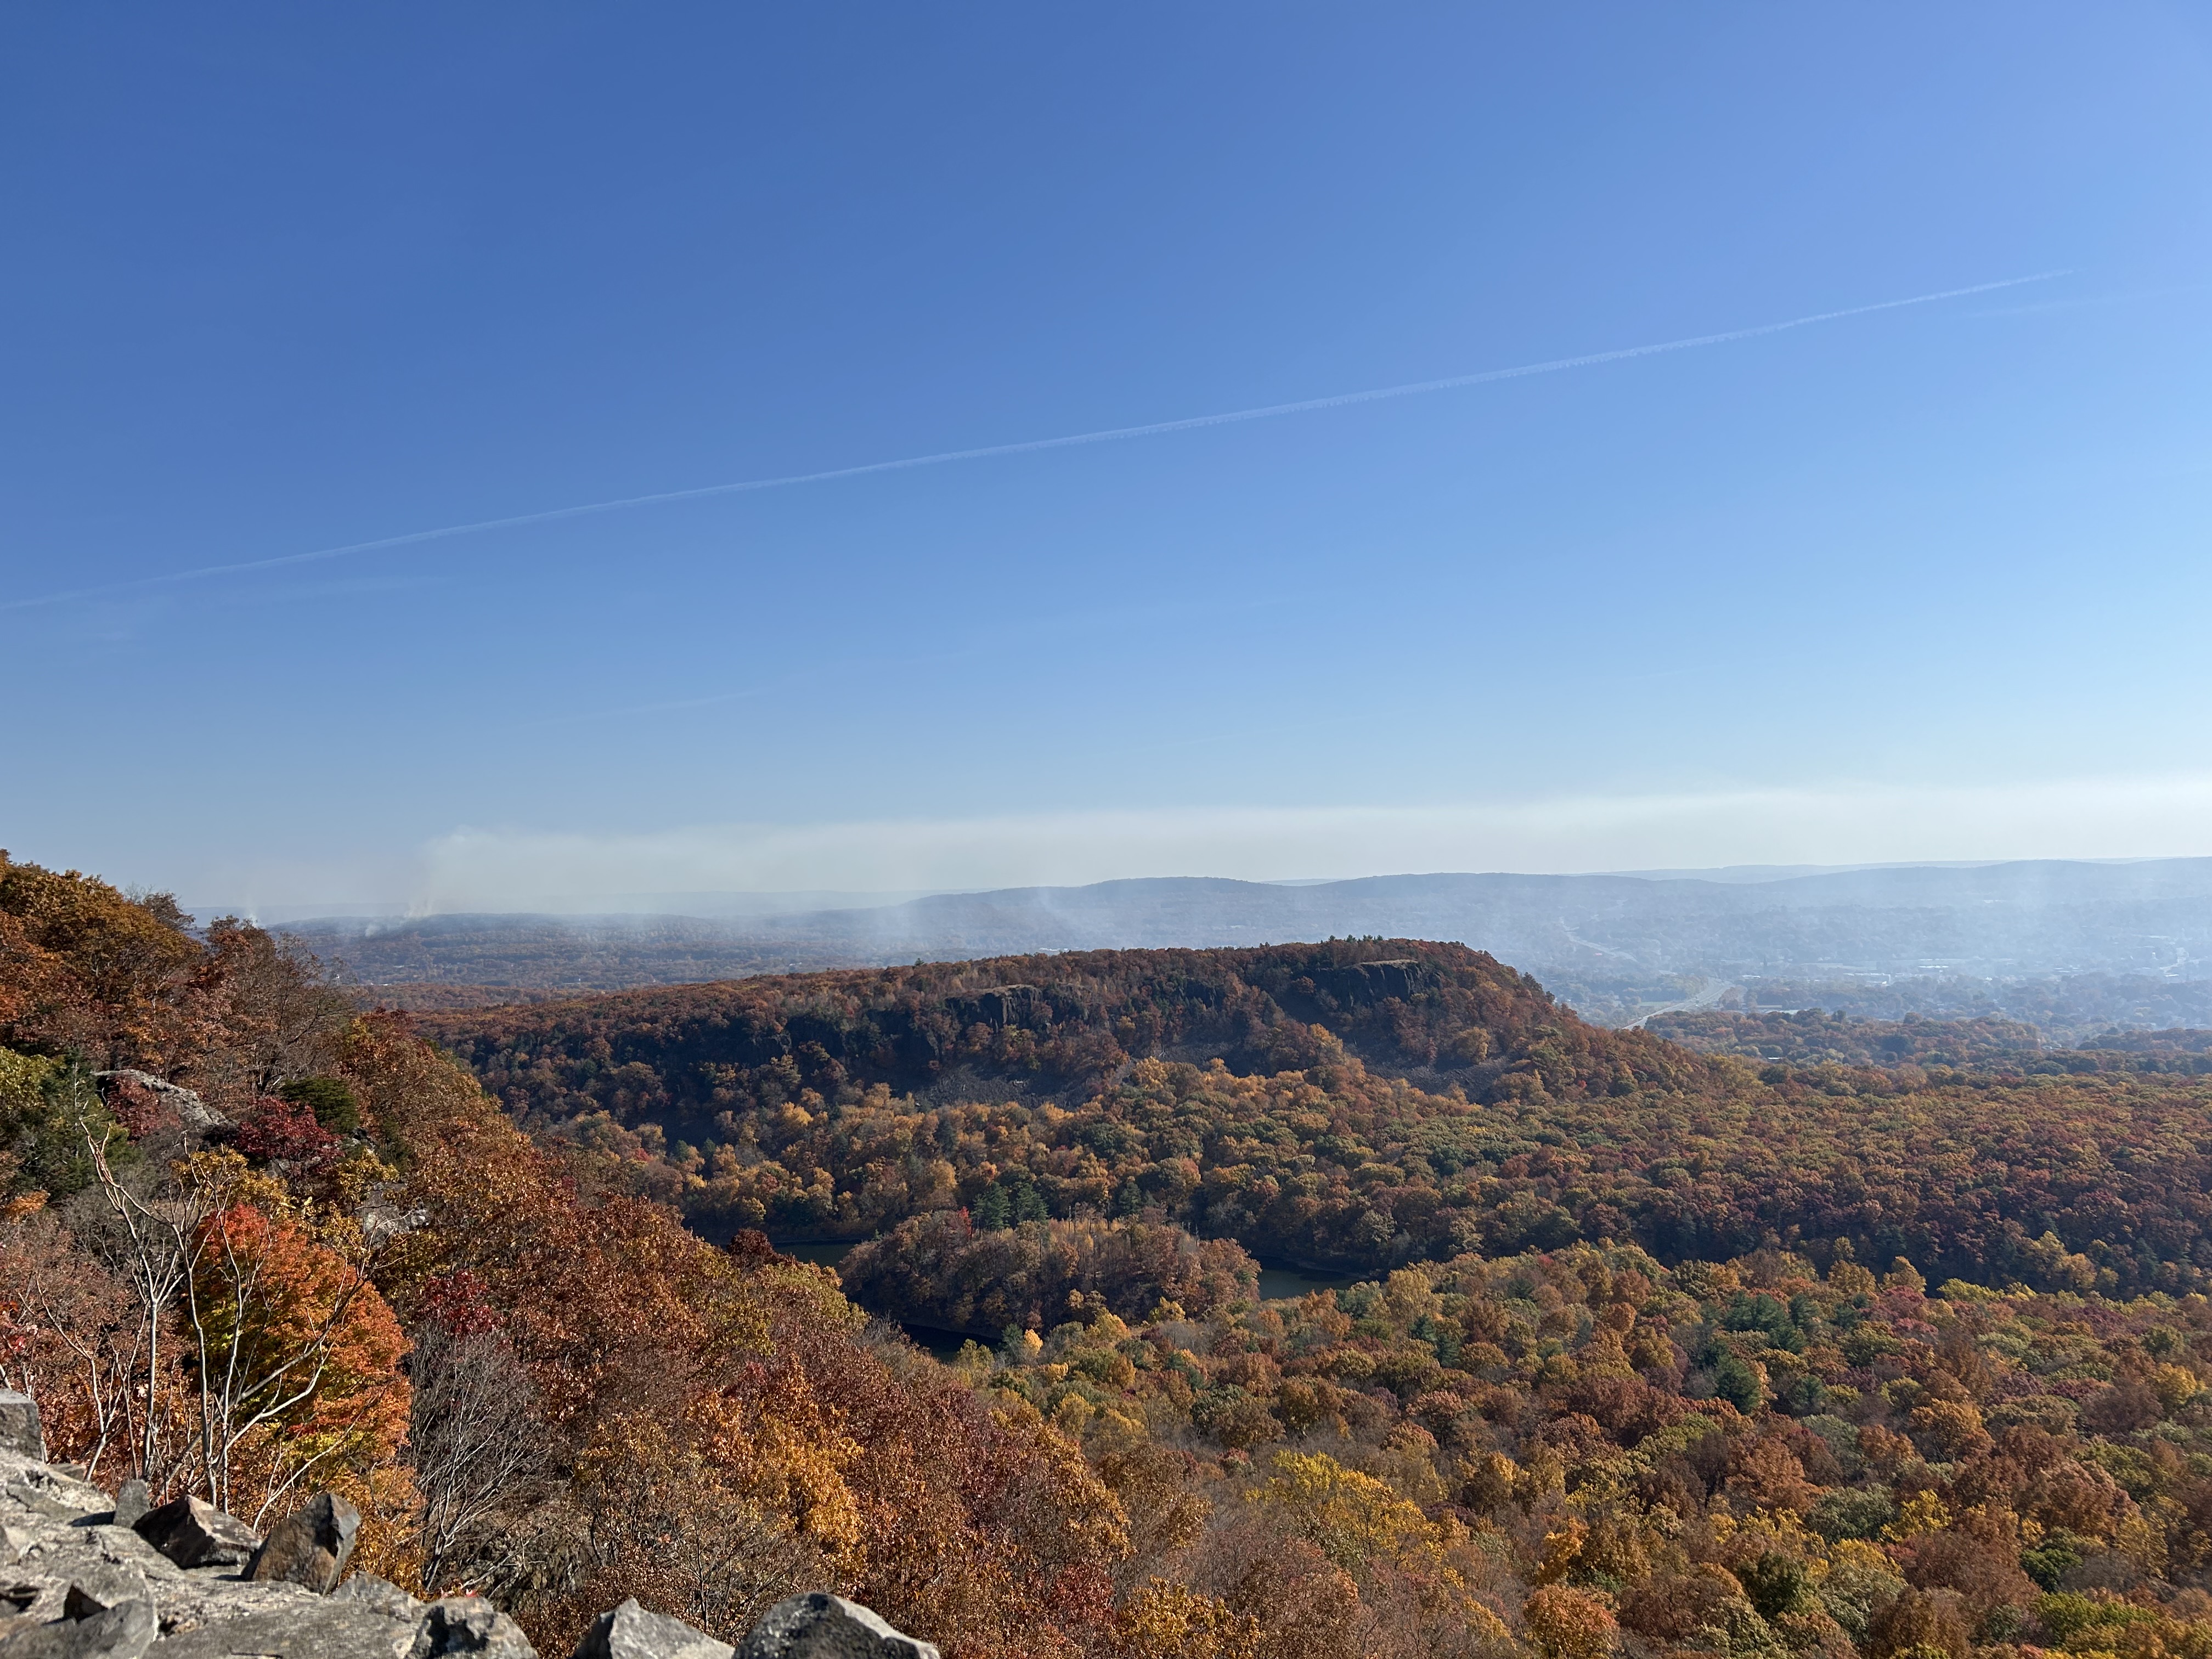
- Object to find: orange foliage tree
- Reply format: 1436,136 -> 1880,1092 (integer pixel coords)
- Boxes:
183,1186 -> 409,1522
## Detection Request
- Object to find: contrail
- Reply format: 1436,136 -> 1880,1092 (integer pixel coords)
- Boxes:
7,270 -> 2063,614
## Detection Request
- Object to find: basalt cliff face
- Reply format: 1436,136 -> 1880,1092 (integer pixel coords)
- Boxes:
0,1397 -> 933,1659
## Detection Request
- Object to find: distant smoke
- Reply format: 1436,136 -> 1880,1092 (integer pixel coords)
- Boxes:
9,272 -> 2062,615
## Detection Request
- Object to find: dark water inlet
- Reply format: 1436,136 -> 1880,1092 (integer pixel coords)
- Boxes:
1255,1261 -> 1368,1301
771,1240 -> 1364,1342
772,1239 -> 857,1267
771,1240 -> 974,1358
896,1324 -> 976,1361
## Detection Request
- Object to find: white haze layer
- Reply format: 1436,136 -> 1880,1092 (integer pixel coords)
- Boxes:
363,771 -> 2212,915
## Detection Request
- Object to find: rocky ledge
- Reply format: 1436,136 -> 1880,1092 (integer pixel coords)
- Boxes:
0,1398 -> 936,1659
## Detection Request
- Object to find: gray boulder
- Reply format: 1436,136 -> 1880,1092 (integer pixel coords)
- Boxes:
58,1565 -> 146,1623
0,1595 -> 155,1658
145,1573 -> 432,1659
0,1396 -> 45,1463
108,1483 -> 147,1532
247,1491 -> 360,1592
149,1599 -> 427,1659
408,1596 -> 538,1657
129,1496 -> 259,1570
735,1596 -> 937,1659
574,1599 -> 732,1659
332,1573 -> 425,1620
4,1467 -> 103,1525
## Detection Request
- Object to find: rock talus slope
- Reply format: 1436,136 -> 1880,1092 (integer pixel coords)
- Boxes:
0,1411 -> 935,1658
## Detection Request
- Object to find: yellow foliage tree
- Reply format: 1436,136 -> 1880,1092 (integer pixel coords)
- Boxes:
1111,1579 -> 1260,1659
1253,1451 -> 1434,1575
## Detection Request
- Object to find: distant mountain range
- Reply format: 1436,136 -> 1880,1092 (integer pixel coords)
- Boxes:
276,858 -> 2212,1036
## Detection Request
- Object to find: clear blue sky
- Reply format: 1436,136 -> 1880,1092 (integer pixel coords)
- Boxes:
6,5 -> 2211,910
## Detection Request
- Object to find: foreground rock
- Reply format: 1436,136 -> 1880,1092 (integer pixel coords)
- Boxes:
130,1499 -> 258,1571
0,1595 -> 156,1658
575,1599 -> 732,1659
0,1394 -> 45,1462
736,1595 -> 939,1659
0,1451 -> 462,1657
409,1596 -> 537,1657
0,1446 -> 937,1659
247,1491 -> 359,1592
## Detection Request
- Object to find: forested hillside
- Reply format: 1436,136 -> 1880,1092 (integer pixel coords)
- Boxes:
1643,1013 -> 2047,1070
308,911 -> 861,997
1645,1012 -> 2212,1074
0,854 -> 1150,1655
25,852 -> 2212,1659
424,947 -> 2212,1295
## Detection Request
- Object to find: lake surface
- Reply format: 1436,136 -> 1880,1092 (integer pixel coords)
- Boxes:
771,1241 -> 974,1358
898,1324 -> 976,1361
773,1240 -> 856,1267
1256,1261 -> 1368,1301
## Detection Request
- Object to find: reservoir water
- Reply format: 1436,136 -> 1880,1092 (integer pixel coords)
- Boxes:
1255,1261 -> 1368,1301
769,1240 -> 1368,1347
770,1241 -> 970,1358
773,1240 -> 856,1267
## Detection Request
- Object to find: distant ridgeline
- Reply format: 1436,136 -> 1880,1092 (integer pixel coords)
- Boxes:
294,862 -> 2212,1033
424,941 -> 2212,1296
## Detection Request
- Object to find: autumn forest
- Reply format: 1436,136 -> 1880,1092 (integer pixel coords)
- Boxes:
12,849 -> 2212,1659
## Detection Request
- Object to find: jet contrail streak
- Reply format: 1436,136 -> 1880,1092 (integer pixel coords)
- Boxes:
8,270 -> 2062,614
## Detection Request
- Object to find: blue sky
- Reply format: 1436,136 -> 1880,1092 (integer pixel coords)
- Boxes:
6,4 -> 2212,909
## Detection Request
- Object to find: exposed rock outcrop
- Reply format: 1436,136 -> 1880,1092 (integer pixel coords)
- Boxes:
409,1596 -> 537,1656
1308,958 -> 1436,1007
0,1448 -> 934,1659
91,1073 -> 230,1136
0,1593 -> 156,1658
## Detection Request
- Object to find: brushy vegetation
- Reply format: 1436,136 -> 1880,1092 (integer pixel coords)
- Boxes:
949,1231 -> 2212,1659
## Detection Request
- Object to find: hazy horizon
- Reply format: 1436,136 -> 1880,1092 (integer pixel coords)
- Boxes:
247,856 -> 2212,1039
138,774 -> 2212,917
180,851 -> 2205,928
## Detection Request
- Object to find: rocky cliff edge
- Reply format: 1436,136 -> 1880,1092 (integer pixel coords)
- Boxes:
0,1395 -> 936,1659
